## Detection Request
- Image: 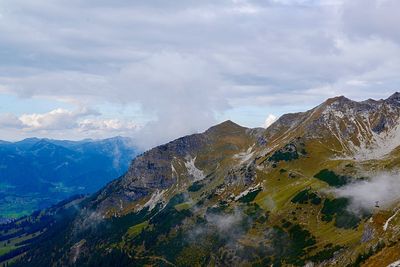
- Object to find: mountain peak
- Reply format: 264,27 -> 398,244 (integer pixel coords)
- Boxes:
18,137 -> 42,143
218,119 -> 240,127
205,120 -> 246,136
323,95 -> 352,106
388,91 -> 400,98
386,91 -> 400,104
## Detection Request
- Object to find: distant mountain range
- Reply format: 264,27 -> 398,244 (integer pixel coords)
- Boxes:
3,93 -> 400,266
0,136 -> 140,219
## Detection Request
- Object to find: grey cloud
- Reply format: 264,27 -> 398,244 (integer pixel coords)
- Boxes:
0,0 -> 399,145
342,0 -> 400,44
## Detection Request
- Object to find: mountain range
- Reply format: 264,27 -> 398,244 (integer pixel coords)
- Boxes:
0,137 -> 139,219
2,93 -> 400,266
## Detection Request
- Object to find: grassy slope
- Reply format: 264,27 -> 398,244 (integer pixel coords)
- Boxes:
5,124 -> 400,266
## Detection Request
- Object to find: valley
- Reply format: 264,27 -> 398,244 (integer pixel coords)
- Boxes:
0,137 -> 139,219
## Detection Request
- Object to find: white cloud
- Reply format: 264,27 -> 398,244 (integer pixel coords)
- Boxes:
332,172 -> 400,213
0,108 -> 139,140
19,108 -> 98,131
79,118 -> 138,132
263,114 -> 277,128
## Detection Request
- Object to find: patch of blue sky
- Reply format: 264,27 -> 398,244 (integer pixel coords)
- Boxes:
0,93 -> 72,115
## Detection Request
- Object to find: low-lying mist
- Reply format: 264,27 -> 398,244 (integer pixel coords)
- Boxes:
332,172 -> 400,213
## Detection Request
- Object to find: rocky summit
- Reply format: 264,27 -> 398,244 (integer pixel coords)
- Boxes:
3,93 -> 400,266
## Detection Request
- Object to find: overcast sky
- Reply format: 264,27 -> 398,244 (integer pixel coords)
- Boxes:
0,0 -> 399,148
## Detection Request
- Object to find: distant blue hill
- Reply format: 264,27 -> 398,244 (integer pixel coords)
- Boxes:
0,136 -> 140,219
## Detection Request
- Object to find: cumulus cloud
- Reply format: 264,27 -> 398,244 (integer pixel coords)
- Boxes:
19,108 -> 98,131
110,52 -> 228,148
332,172 -> 400,213
0,107 -> 138,140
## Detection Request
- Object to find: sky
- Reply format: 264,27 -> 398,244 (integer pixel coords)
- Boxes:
0,0 -> 399,148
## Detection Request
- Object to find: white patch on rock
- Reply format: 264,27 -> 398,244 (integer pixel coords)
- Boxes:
387,260 -> 400,267
329,113 -> 400,161
171,163 -> 178,176
353,121 -> 400,161
233,145 -> 255,164
383,208 -> 400,231
184,156 -> 205,181
256,165 -> 264,171
143,189 -> 166,211
70,239 -> 86,264
215,186 -> 225,195
234,183 -> 262,201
